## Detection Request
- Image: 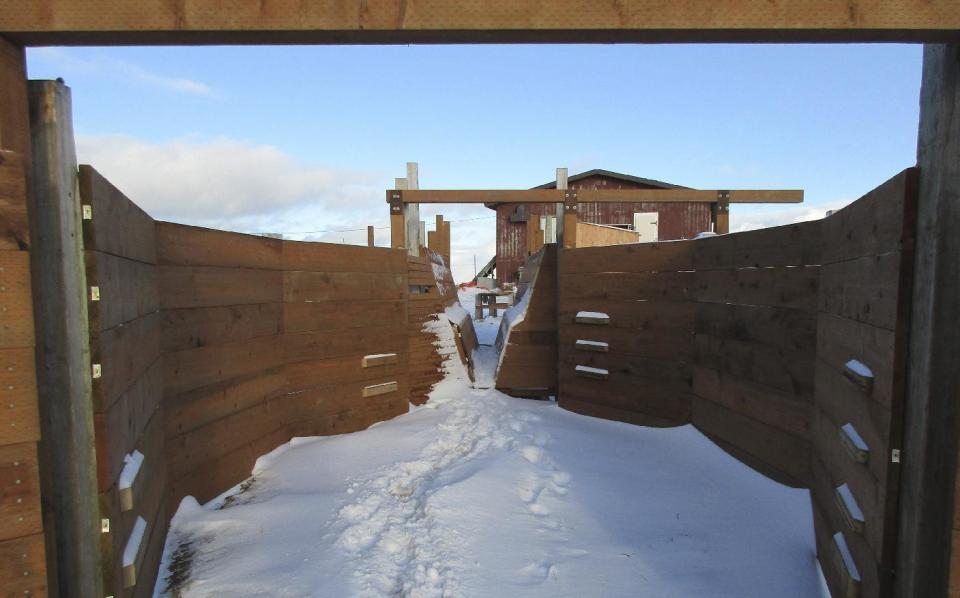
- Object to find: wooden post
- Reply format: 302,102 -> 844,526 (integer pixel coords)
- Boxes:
389,178 -> 406,251
716,191 -> 730,234
405,162 -> 420,256
562,172 -> 578,249
555,167 -> 567,246
443,219 -> 451,268
27,79 -> 102,598
367,225 -> 374,247
895,44 -> 960,598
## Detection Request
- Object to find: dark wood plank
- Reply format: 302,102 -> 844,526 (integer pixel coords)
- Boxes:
691,396 -> 811,487
164,368 -> 285,438
559,396 -> 685,429
694,301 -> 816,355
283,241 -> 407,273
693,220 -> 822,270
86,251 -> 159,334
284,327 -> 407,365
559,241 -> 694,274
286,353 -> 409,394
695,265 -> 820,313
694,334 -> 815,398
79,165 -> 157,264
0,532 -> 46,596
560,271 -> 694,302
156,222 -> 281,269
559,373 -> 692,425
92,313 -> 161,412
158,265 -> 282,309
282,271 -> 406,302
161,303 -> 283,353
163,334 -> 283,397
816,313 -> 897,408
818,253 -> 902,331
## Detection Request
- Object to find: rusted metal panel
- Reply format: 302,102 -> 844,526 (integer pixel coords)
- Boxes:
495,174 -> 712,283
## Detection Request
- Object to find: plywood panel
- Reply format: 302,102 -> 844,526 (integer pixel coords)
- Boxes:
0,441 -> 42,541
0,346 -> 39,445
0,249 -> 35,348
0,532 -> 46,596
0,150 -> 29,250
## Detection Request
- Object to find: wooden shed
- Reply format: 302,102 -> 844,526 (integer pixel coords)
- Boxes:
488,169 -> 714,284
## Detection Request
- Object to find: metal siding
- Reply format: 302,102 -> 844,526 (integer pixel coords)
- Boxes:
494,174 -> 712,283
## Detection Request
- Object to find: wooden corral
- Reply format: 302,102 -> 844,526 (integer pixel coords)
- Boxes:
2,3 -> 960,597
546,168 -> 919,598
495,245 -> 558,398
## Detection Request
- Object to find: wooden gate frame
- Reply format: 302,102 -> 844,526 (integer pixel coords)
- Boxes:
0,3 -> 958,597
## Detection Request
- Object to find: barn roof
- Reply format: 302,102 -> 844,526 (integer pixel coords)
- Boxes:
530,168 -> 690,190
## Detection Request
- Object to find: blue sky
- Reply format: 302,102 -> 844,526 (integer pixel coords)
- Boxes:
26,44 -> 923,281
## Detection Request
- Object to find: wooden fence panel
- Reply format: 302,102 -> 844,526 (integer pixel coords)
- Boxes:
811,168 -> 918,598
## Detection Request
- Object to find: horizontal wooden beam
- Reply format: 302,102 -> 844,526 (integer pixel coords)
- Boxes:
389,189 -> 804,205
1,1 -> 959,45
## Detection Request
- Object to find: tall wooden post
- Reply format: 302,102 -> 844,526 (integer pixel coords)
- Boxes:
895,44 -> 960,598
367,225 -> 374,247
0,36 -> 52,597
716,191 -> 730,234
28,79 -> 102,597
404,162 -> 421,256
443,219 -> 451,268
555,167 -> 567,246
560,168 -> 578,249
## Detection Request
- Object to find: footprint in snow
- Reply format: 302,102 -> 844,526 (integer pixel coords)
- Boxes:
518,560 -> 557,583
520,445 -> 543,464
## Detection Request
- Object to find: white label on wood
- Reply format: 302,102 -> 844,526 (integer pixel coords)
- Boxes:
81,204 -> 93,220
89,286 -> 100,301
123,516 -> 147,588
100,518 -> 110,533
362,381 -> 398,398
362,353 -> 399,368
92,363 -> 102,379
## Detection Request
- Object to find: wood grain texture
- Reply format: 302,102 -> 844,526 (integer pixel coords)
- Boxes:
0,150 -> 29,249
79,166 -> 156,264
157,222 -> 280,269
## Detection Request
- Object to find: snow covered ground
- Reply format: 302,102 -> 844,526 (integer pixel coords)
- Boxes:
155,288 -> 826,598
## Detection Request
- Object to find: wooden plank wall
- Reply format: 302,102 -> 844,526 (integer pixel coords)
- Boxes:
159,224 -> 411,506
575,221 -> 641,247
407,248 -> 458,404
0,38 -> 47,597
557,242 -> 695,425
496,245 -> 558,398
80,165 -> 166,598
811,169 -> 917,598
690,221 -> 821,488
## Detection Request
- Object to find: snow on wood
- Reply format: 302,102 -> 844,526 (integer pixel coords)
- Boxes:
839,423 -> 869,463
575,364 -> 609,379
362,381 -> 398,397
123,515 -> 147,587
362,353 -> 398,368
575,311 -> 610,325
835,483 -> 865,533
575,339 -> 609,352
842,359 -> 874,393
118,450 -> 144,512
832,531 -> 862,583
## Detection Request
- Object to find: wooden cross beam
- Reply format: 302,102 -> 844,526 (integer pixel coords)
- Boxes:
385,188 -> 804,204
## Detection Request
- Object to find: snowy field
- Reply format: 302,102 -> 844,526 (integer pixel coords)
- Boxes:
155,289 -> 826,597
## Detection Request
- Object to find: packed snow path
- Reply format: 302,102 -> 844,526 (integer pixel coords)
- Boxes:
156,293 -> 825,597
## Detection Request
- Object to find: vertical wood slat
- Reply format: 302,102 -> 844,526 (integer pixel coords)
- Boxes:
28,79 -> 101,597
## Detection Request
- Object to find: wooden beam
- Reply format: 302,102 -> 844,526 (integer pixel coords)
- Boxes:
895,43 -> 960,598
396,188 -> 803,204
367,225 -> 374,247
556,167 -> 567,246
27,79 -> 102,597
404,162 -> 420,255
1,1 -> 959,45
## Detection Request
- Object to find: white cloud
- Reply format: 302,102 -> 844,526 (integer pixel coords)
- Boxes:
76,134 -> 382,222
730,200 -> 852,233
30,48 -> 215,97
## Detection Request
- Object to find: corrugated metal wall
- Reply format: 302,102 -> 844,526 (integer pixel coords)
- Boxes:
495,174 -> 713,284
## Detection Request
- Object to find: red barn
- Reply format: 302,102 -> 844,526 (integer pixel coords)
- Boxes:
488,169 -> 714,284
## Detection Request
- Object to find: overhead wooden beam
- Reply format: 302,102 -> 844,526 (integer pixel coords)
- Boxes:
1,1 -> 959,45
391,189 -> 804,204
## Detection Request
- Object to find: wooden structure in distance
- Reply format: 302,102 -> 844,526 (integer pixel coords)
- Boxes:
1,1 -> 959,45
387,187 -> 802,244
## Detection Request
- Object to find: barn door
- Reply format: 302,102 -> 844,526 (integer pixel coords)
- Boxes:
632,212 -> 658,241
811,169 -> 917,598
